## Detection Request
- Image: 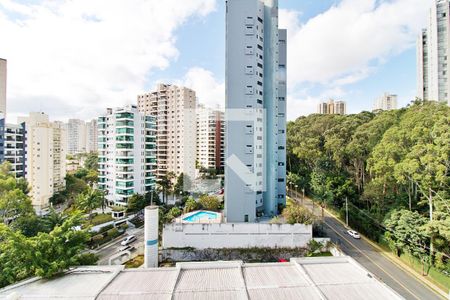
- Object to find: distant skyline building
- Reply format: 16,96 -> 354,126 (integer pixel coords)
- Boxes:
86,118 -> 98,153
97,105 -> 156,206
317,99 -> 346,115
418,0 -> 450,105
67,119 -> 87,154
225,0 -> 287,222
0,59 -> 6,117
373,93 -> 398,111
65,118 -> 98,155
0,118 -> 26,178
196,105 -> 224,172
137,84 -> 197,182
18,112 -> 67,212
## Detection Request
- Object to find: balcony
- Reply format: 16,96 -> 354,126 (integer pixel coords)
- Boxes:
116,112 -> 134,120
116,120 -> 134,127
116,143 -> 134,149
116,158 -> 134,165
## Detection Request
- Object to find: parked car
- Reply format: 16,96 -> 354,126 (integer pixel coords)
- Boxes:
120,235 -> 136,246
347,230 -> 361,239
118,245 -> 135,253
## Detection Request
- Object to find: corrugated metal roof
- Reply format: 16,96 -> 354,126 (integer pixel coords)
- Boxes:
243,263 -> 310,288
0,257 -> 404,300
97,269 -> 178,300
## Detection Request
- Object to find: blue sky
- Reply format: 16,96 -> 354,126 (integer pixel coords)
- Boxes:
0,0 -> 432,121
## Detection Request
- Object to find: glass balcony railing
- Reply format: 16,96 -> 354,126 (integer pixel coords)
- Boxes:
116,112 -> 134,119
116,158 -> 134,165
116,128 -> 134,135
116,136 -> 134,142
117,143 -> 133,149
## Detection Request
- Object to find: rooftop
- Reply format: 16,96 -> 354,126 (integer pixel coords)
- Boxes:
0,256 -> 403,300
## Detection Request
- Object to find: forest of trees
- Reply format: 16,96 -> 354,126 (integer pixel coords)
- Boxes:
287,100 -> 449,273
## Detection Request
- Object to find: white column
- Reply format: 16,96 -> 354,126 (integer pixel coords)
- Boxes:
144,205 -> 159,268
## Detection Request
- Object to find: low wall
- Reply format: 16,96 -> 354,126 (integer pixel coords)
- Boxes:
161,247 -> 308,263
162,222 -> 312,249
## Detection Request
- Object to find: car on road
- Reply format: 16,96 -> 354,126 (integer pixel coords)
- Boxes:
347,230 -> 361,239
120,235 -> 136,246
117,245 -> 135,253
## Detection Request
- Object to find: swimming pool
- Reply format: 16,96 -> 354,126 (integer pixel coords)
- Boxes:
183,211 -> 219,222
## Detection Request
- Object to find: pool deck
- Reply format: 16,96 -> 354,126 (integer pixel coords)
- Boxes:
176,210 -> 223,224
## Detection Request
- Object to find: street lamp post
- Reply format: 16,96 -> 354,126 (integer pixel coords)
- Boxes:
294,184 -> 298,201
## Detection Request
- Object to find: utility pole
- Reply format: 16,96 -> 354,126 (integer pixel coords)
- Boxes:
345,197 -> 349,227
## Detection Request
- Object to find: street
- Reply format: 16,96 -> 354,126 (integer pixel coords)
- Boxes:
290,192 -> 446,300
95,227 -> 145,265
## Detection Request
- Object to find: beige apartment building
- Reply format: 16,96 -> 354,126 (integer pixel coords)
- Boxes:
18,112 -> 67,212
196,105 -> 224,172
317,99 -> 346,115
137,84 -> 197,182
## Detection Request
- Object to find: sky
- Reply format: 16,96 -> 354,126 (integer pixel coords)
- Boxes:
0,0 -> 433,122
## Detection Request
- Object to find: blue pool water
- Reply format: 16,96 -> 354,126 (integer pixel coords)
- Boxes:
183,211 -> 219,222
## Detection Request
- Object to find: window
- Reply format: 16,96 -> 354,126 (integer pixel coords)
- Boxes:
245,86 -> 254,95
278,178 -> 285,182
245,65 -> 254,75
244,215 -> 249,222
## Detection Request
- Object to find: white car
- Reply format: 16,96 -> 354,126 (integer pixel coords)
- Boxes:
120,235 -> 136,246
347,230 -> 361,239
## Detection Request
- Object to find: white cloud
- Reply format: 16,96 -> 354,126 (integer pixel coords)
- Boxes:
0,0 -> 216,122
180,67 -> 224,109
279,0 -> 432,117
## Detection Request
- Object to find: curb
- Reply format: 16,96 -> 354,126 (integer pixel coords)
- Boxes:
306,197 -> 448,299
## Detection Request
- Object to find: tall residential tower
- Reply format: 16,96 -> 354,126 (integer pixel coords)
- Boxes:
225,0 -> 287,222
418,0 -> 450,105
97,105 -> 156,206
137,84 -> 197,182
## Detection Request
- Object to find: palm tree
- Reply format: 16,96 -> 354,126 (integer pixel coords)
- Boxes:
42,207 -> 66,232
75,186 -> 103,223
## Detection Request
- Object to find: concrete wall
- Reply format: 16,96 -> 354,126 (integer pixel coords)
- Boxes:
163,222 -> 312,249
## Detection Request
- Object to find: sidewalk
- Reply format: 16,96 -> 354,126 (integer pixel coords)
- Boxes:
289,191 -> 448,299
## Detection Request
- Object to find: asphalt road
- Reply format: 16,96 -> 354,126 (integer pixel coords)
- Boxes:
96,227 -> 145,265
289,192 -> 445,300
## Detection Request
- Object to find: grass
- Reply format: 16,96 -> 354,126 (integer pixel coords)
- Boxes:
85,213 -> 114,226
398,253 -> 450,293
306,195 -> 450,294
124,255 -> 144,269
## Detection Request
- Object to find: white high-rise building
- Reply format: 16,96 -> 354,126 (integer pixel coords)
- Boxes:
225,0 -> 287,222
86,119 -> 98,153
97,105 -> 156,206
18,113 -> 67,212
137,84 -> 197,183
0,58 -> 6,117
418,0 -> 450,105
373,93 -> 398,111
67,119 -> 87,154
66,118 -> 98,154
0,119 -> 26,178
196,105 -> 224,172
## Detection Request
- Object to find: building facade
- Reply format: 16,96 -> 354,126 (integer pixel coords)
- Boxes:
18,113 -> 67,212
418,0 -> 450,105
97,105 -> 156,206
225,0 -> 287,222
317,99 -> 346,115
196,105 -> 225,172
0,59 -> 6,117
86,119 -> 98,153
67,119 -> 87,154
0,118 -> 26,178
137,84 -> 197,182
373,93 -> 398,111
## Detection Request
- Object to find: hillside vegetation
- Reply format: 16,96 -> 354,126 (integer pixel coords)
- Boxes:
287,100 -> 449,273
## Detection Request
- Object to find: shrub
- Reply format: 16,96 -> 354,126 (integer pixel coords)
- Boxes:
107,228 -> 120,238
198,195 -> 221,211
282,204 -> 314,225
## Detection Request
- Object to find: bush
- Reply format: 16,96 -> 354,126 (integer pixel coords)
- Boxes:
199,195 -> 221,211
282,204 -> 314,225
96,224 -> 114,234
107,228 -> 120,238
89,213 -> 113,226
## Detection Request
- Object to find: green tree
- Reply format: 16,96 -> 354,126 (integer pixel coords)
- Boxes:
184,197 -> 198,213
199,195 -> 221,211
282,204 -> 314,225
75,187 -> 103,223
127,194 -> 146,212
0,212 -> 96,288
84,152 -> 98,171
